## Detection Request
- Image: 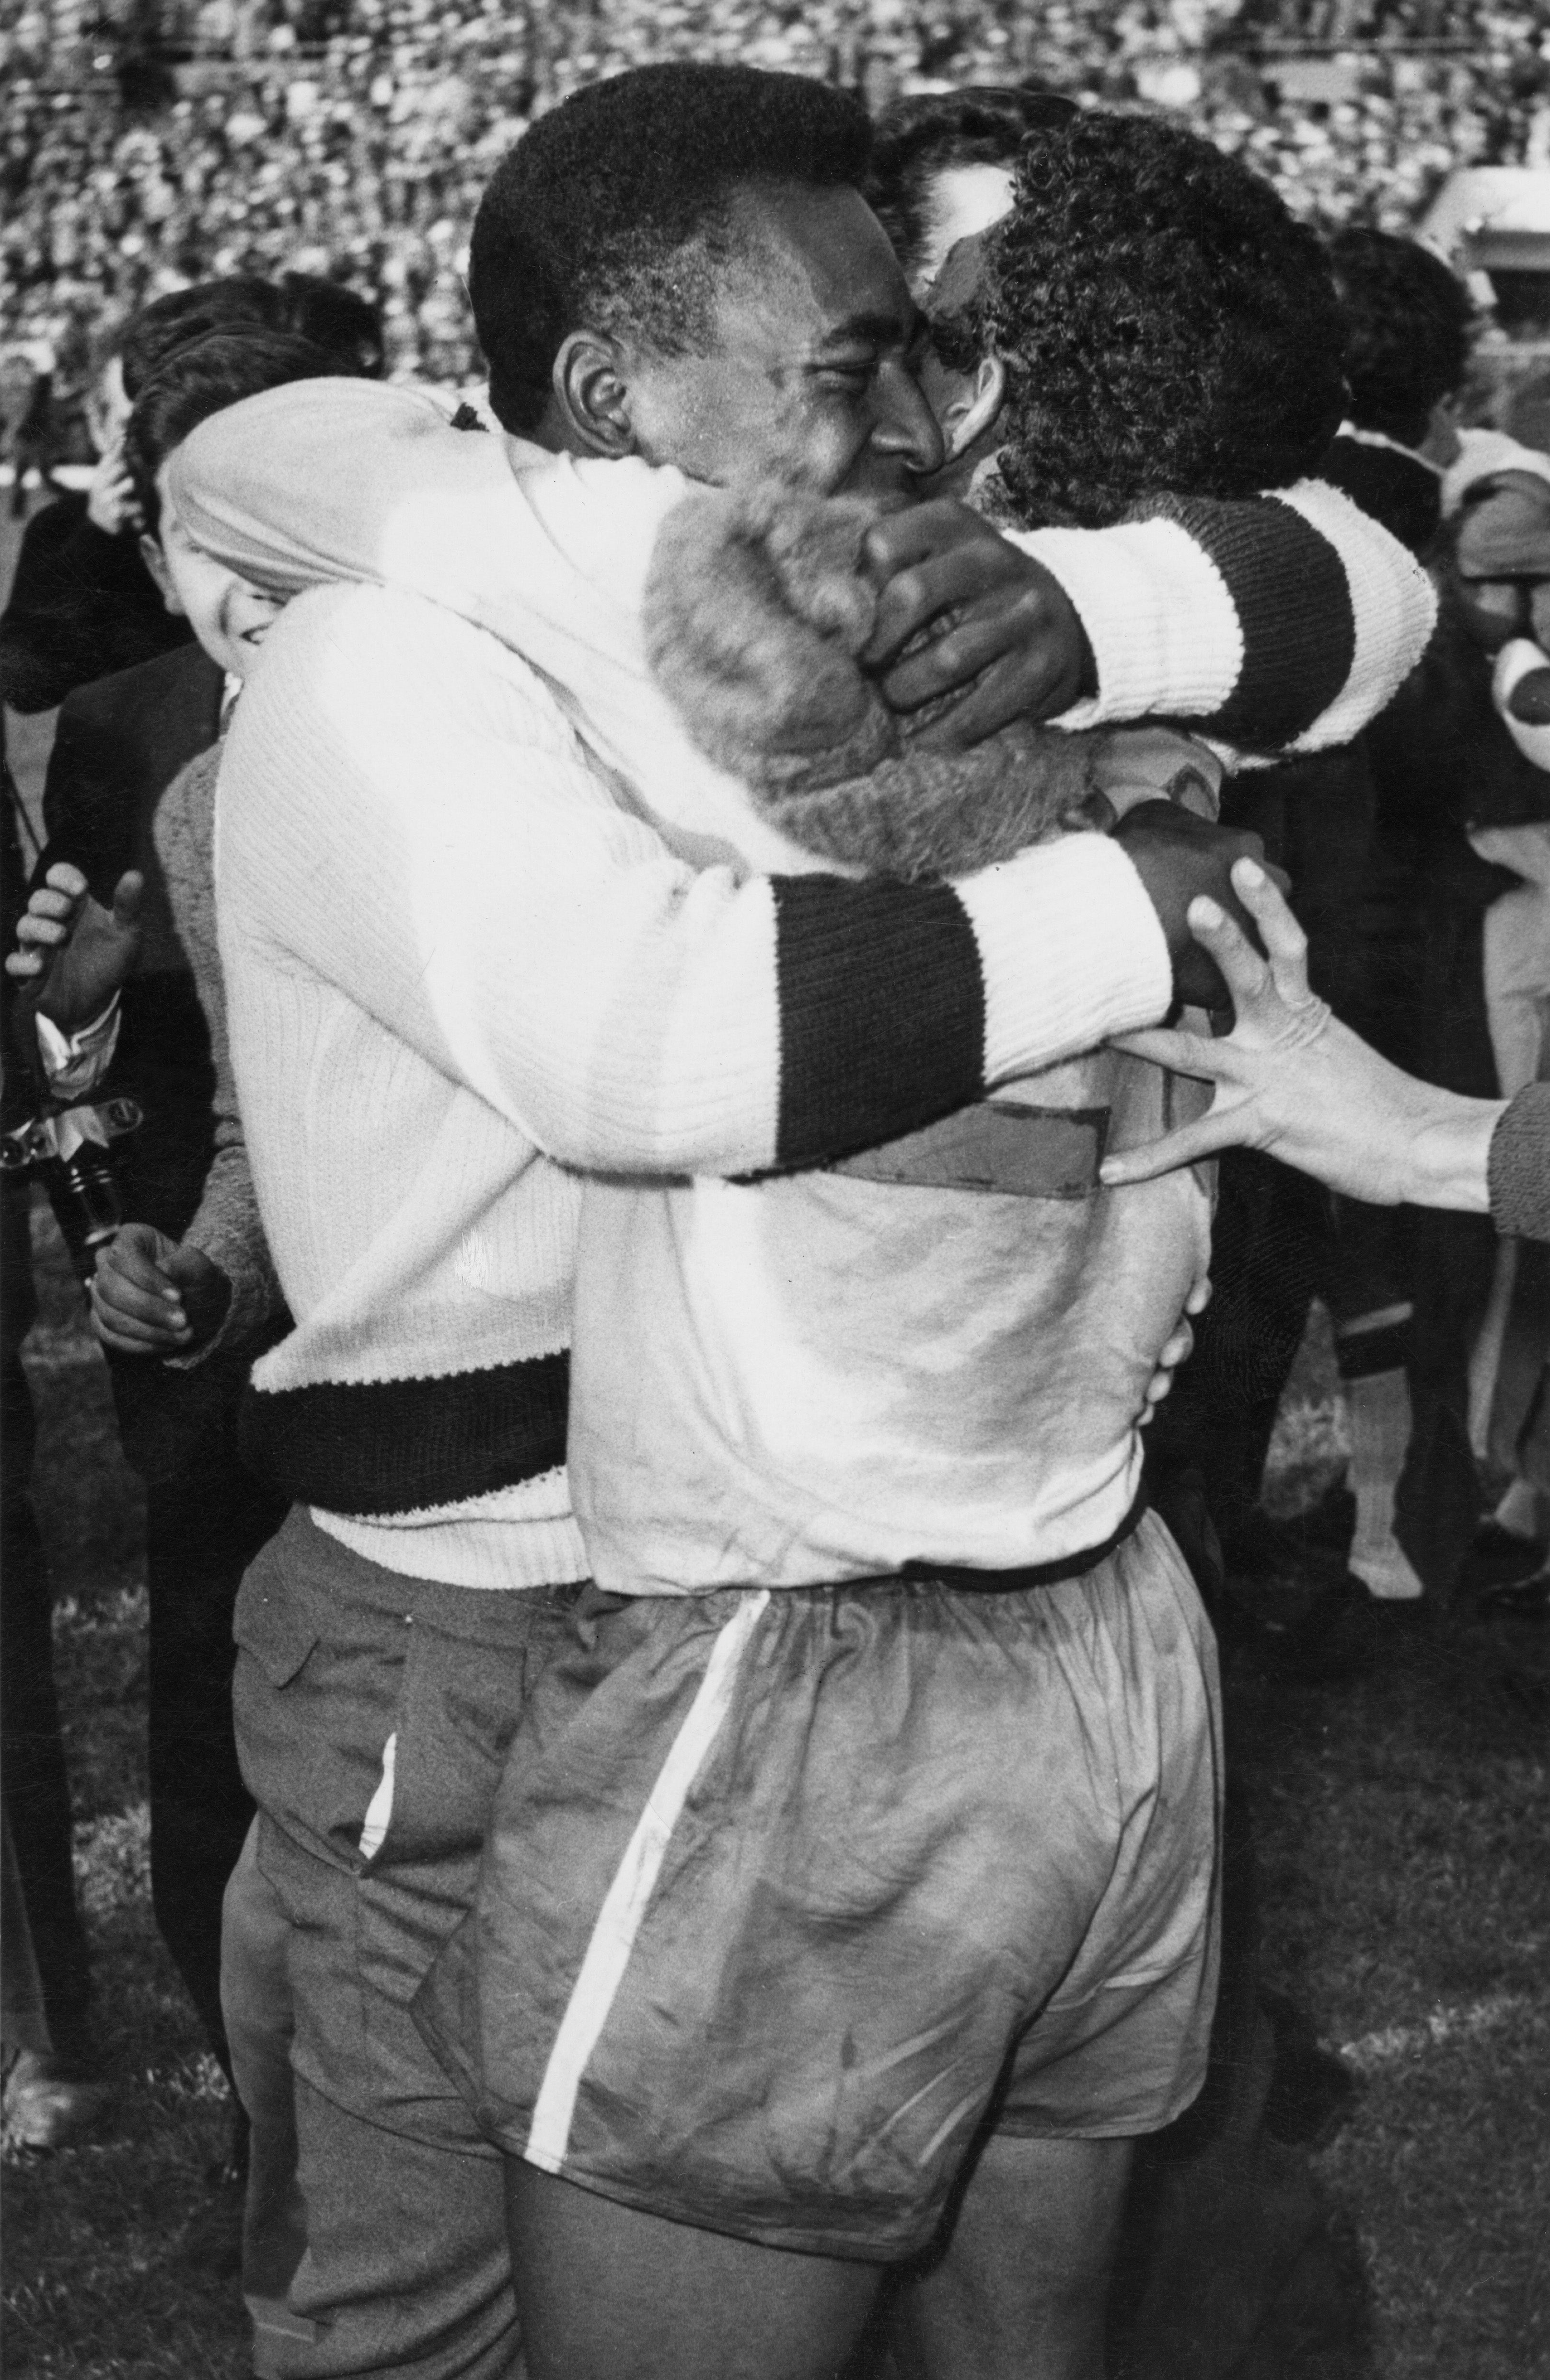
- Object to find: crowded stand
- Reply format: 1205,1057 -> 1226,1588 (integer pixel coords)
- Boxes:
3,1 -> 1550,401
2,18 -> 1549,2380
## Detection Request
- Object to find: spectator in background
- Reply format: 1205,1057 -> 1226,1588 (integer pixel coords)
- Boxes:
0,320 -> 192,711
1348,238 -> 1550,1616
1447,472 -> 1550,1614
0,273 -> 382,715
1323,226 -> 1474,547
4,0 -> 1545,389
1148,231 -> 1478,1617
0,768 -> 106,2151
5,338 -> 63,520
9,323 -> 356,2241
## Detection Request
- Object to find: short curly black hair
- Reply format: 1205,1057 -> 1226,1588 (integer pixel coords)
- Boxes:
939,111 -> 1347,528
470,64 -> 873,435
1328,227 -> 1472,447
868,84 -> 1076,289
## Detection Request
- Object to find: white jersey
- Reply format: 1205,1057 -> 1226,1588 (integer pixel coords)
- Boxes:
571,1041 -> 1212,1593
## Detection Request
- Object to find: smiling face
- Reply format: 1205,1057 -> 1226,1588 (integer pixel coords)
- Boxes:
144,469 -> 283,679
607,181 -> 945,498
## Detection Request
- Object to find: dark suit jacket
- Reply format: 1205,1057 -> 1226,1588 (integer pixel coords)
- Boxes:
33,641 -> 259,1478
1320,432 -> 1442,560
41,637 -> 224,900
0,491 -> 192,715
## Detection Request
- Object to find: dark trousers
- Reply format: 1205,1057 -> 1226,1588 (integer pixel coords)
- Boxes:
145,1408 -> 288,2082
1149,1152 -> 1330,1549
0,1180 -> 92,2056
229,1508 -> 581,2378
1099,1469 -> 1362,2380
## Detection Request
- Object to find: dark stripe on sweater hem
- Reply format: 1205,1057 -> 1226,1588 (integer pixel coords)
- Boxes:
770,875 -> 986,1171
238,1352 -> 569,1516
1149,493 -> 1356,751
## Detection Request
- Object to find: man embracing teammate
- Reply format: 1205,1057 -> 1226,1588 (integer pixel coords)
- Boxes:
197,65 -> 1435,2380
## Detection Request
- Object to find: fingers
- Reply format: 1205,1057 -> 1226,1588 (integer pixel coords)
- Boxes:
1182,893 -> 1275,1009
90,1228 -> 191,1352
92,1303 -> 188,1355
858,500 -> 978,584
1111,1027 -> 1236,1078
866,555 -> 1006,676
4,949 -> 42,980
110,869 -> 146,931
875,597 -> 1009,707
15,911 -> 70,950
21,890 -> 81,930
1154,1318 -> 1194,1375
14,868 -> 89,949
1099,1109 -> 1240,1186
1231,859 -> 1313,998
1185,1275 -> 1213,1316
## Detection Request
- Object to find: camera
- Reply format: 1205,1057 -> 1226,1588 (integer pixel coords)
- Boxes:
0,1097 -> 143,1285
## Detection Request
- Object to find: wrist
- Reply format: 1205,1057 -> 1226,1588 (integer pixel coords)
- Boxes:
1403,1091 -> 1505,1213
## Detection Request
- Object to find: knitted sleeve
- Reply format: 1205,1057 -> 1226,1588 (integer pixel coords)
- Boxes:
1488,1083 -> 1550,1246
219,584 -> 1172,1180
152,746 -> 285,1359
1017,476 -> 1437,754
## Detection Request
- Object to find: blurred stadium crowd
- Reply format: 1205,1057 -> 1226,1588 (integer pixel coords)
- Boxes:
3,0 -> 1550,434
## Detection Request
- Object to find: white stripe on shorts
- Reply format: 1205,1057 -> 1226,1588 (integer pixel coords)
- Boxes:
524,1589 -> 771,2173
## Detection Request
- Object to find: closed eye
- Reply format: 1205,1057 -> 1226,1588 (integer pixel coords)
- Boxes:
814,359 -> 876,393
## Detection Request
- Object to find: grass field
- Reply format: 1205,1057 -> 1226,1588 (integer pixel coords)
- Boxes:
4,1199 -> 1547,2380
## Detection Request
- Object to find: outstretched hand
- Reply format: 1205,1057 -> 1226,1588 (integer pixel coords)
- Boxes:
1098,861 -> 1499,1206
7,864 -> 144,1029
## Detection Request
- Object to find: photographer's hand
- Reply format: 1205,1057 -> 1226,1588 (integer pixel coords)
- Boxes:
91,1224 -> 232,1356
8,864 -> 144,1030
85,436 -> 140,537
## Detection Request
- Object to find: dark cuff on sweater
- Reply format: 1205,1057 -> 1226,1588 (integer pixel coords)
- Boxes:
1488,1083 -> 1550,1245
770,875 -> 985,1171
1147,492 -> 1356,750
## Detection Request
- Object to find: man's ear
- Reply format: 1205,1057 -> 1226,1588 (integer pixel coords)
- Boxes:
139,533 -> 185,617
941,354 -> 1006,466
550,331 -> 637,458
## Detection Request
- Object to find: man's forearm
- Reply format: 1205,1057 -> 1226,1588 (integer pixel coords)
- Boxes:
227,587 -> 1177,1188
1018,476 -> 1436,752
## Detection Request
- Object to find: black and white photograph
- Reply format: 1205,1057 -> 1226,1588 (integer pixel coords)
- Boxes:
1,4 -> 1547,2375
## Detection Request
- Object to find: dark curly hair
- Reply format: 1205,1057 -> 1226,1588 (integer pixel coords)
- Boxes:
868,84 -> 1076,289
470,64 -> 872,434
943,111 -> 1347,528
1328,227 -> 1472,447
